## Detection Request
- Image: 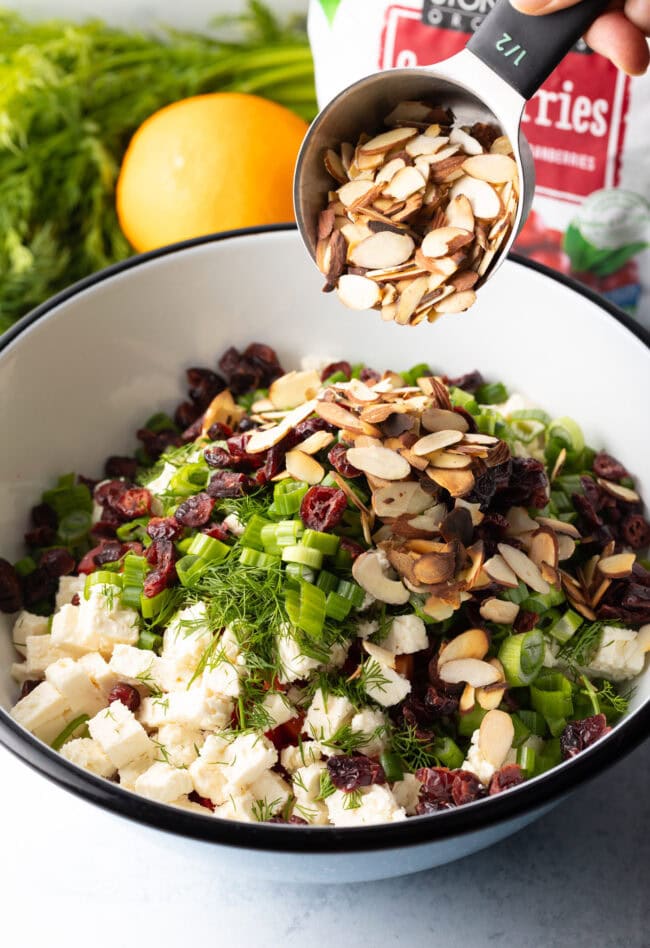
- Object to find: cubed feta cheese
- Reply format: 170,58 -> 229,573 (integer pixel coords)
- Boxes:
381,614 -> 428,654
261,691 -> 295,728
34,711 -> 76,745
60,737 -> 116,778
350,707 -> 388,756
202,659 -> 241,699
12,611 -> 49,657
188,732 -> 277,804
155,723 -> 204,767
222,513 -> 245,537
363,660 -> 411,707
52,591 -> 139,658
585,626 -> 645,682
134,761 -> 193,803
277,626 -> 320,684
144,461 -> 177,497
55,576 -> 85,611
462,728 -> 497,786
78,652 -> 119,697
213,793 -> 256,822
280,741 -> 323,773
326,785 -> 406,827
11,662 -> 36,685
88,701 -> 154,768
118,753 -> 155,790
11,681 -> 69,737
322,641 -> 350,671
248,770 -> 291,815
170,795 -> 211,814
292,761 -> 329,825
138,688 -> 232,731
304,688 -> 355,741
357,619 -> 379,640
45,657 -> 106,716
392,773 -> 421,815
109,644 -> 164,691
159,602 -> 213,689
24,634 -> 76,675
222,732 -> 278,791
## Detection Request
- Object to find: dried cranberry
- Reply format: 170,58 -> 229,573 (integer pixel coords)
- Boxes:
494,457 -> 549,511
300,486 -> 347,532
321,360 -> 352,382
237,417 -> 257,434
113,487 -> 152,520
105,456 -> 138,480
326,755 -> 386,791
415,766 -> 455,811
439,507 -> 473,546
202,523 -> 230,541
39,548 -> 75,578
71,593 -> 80,606
294,417 -> 334,440
24,526 -> 57,548
78,539 -> 125,574
451,770 -> 486,806
137,428 -> 183,462
20,679 -> 41,699
176,401 -> 202,433
262,443 -> 287,481
143,538 -> 177,597
94,479 -> 127,508
78,474 -> 99,493
207,471 -> 255,499
514,610 -> 538,633
186,367 -> 225,408
175,493 -> 214,527
207,421 -> 233,441
218,348 -> 261,396
339,537 -> 365,562
243,343 -> 283,386
188,791 -> 216,811
360,367 -> 381,384
424,685 -> 459,716
621,514 -> 650,550
0,559 -> 22,612
91,519 -> 119,540
466,464 -> 497,509
573,492 -> 603,529
226,433 -> 265,470
445,370 -> 484,393
593,452 -> 628,481
560,714 -> 610,761
146,517 -> 183,541
108,682 -> 141,712
327,442 -> 361,478
31,503 -> 57,528
22,567 -> 57,607
488,764 -> 524,795
204,446 -> 232,469
267,815 -> 308,825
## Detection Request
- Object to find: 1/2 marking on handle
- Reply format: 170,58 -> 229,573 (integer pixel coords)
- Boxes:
495,32 -> 527,67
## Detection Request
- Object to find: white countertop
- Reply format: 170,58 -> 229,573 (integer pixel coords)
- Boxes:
0,738 -> 646,947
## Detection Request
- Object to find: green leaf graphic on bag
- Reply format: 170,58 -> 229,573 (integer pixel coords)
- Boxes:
318,0 -> 342,25
563,190 -> 649,278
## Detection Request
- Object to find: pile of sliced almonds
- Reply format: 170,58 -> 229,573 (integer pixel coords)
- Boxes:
317,100 -> 519,325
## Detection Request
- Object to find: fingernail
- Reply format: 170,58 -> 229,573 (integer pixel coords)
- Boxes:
510,0 -> 552,12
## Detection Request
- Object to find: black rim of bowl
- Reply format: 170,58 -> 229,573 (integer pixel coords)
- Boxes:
0,222 -> 648,855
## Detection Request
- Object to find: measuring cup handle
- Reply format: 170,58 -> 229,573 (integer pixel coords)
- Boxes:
467,0 -> 611,100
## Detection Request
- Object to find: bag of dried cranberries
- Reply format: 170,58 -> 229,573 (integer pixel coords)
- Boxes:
308,0 -> 650,326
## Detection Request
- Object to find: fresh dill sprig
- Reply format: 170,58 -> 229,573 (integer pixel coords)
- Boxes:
596,679 -> 632,721
316,771 -> 336,801
559,620 -> 623,667
321,723 -> 386,756
251,796 -> 283,822
135,664 -> 163,697
389,723 -> 444,773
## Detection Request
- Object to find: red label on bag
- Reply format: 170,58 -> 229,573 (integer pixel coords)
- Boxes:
379,4 -> 631,204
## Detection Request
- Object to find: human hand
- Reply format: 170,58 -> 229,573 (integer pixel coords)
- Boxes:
510,0 -> 650,75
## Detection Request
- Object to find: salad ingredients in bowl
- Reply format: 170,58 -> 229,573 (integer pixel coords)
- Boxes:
4,342 -> 649,827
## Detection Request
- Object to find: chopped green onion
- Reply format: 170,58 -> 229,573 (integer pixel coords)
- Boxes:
520,587 -> 566,614
547,417 -> 584,455
380,751 -> 405,782
272,480 -> 309,516
530,671 -> 573,722
511,713 -> 532,747
324,591 -> 352,621
84,571 -> 122,599
285,588 -> 301,626
240,548 -> 281,570
516,709 -> 548,737
123,553 -> 147,580
51,714 -> 89,751
116,518 -> 149,542
498,629 -> 545,687
400,362 -> 431,387
42,478 -> 92,518
335,580 -> 365,609
516,744 -> 536,776
176,554 -> 209,587
508,418 -> 546,444
322,370 -> 348,386
316,570 -> 338,594
144,412 -> 178,434
333,546 -> 353,571
187,533 -> 230,562
58,509 -> 92,543
457,704 -> 488,736
281,545 -> 323,569
240,514 -> 272,551
121,585 -> 144,610
137,629 -> 163,650
297,582 -> 326,637
169,462 -> 209,497
500,581 -> 530,606
548,609 -> 583,644
546,716 -> 568,738
476,381 -> 508,404
285,562 -> 315,584
139,589 -> 171,620
14,556 -> 36,577
449,386 -> 479,413
434,736 -> 464,770
176,536 -> 194,555
509,408 -> 551,425
302,529 -> 340,556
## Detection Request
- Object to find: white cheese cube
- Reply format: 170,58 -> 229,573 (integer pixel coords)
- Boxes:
381,614 -> 428,654
213,793 -> 256,822
350,707 -> 388,756
280,742 -> 324,773
262,691 -> 295,728
392,773 -> 421,815
78,652 -> 119,698
363,659 -> 411,707
88,701 -> 154,768
462,728 -> 497,786
82,590 -> 139,656
11,681 -> 69,736
55,576 -> 85,610
322,641 -> 350,671
50,602 -> 99,656
11,662 -> 35,685
24,634 -> 76,675
356,619 -> 379,640
223,733 -> 277,791
60,737 -> 116,778
277,626 -> 320,684
304,688 -> 355,741
134,761 -> 193,804
585,626 -> 645,682
222,513 -> 245,537
12,611 -> 49,657
155,723 -> 204,767
203,660 -> 241,699
292,761 -> 329,826
188,732 -> 277,804
325,785 -> 406,827
170,796 -> 212,814
109,644 -> 164,691
248,770 -> 291,816
138,688 -> 233,731
118,753 -> 156,790
45,658 -> 106,716
35,711 -> 76,745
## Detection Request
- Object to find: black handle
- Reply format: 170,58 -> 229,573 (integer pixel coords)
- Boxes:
467,0 -> 610,100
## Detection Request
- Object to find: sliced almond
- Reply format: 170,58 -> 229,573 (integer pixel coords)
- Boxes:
395,275 -> 429,326
445,194 -> 475,232
349,231 -> 415,270
434,290 -> 477,314
338,179 -> 375,208
362,640 -> 396,669
405,134 -> 449,157
427,450 -> 472,470
636,625 -> 650,653
461,433 -> 499,445
422,597 -> 457,621
460,683 -> 476,713
375,157 -> 407,185
295,430 -> 335,455
269,370 -> 321,410
352,550 -> 410,605
314,400 -> 364,433
200,389 -> 245,436
324,148 -> 348,184
490,135 -> 513,155
480,598 -> 520,625
438,628 -> 490,665
557,534 -> 576,562
529,529 -> 559,572
413,551 -> 456,584
372,481 -> 433,518
421,226 -> 473,258
476,659 -> 506,711
359,127 -> 418,155
426,467 -> 475,497
449,127 -> 483,155
346,445 -> 411,481
449,175 -> 501,219
596,478 -> 640,504
536,517 -> 581,539
478,709 -> 514,767
285,450 -> 324,485
336,274 -> 381,310
597,552 -> 636,579
483,554 -> 519,588
506,507 -> 539,536
412,429 -> 464,456
498,544 -> 550,595
245,423 -> 289,454
383,166 -> 427,201
439,658 -> 501,688
421,408 -> 469,434
462,154 -> 518,183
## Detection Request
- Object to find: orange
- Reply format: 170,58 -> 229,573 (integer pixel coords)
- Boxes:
116,93 -> 309,253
